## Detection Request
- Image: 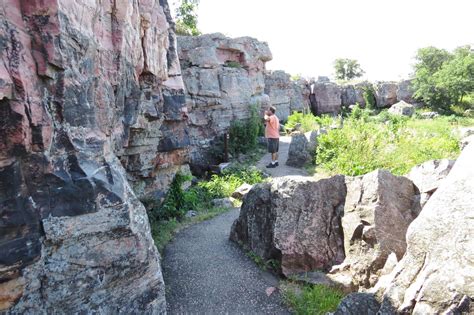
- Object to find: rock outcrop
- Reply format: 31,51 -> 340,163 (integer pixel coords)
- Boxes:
230,176 -> 346,276
330,170 -> 419,291
407,159 -> 454,209
0,0 -> 186,312
387,100 -> 415,116
311,81 -> 342,114
375,82 -> 398,108
286,130 -> 318,168
377,142 -> 474,314
341,82 -> 370,108
264,70 -> 310,120
177,33 -> 272,166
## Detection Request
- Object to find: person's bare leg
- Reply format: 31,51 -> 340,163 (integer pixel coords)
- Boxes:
272,152 -> 278,164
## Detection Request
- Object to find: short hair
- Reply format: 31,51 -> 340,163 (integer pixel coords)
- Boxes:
268,106 -> 276,114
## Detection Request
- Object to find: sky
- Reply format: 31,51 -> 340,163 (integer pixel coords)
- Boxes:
173,0 -> 474,81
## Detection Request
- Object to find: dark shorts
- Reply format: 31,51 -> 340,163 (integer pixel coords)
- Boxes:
267,138 -> 279,153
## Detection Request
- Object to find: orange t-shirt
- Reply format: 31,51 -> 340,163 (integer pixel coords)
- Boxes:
265,114 -> 280,138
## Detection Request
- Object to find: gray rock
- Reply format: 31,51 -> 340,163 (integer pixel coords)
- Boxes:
334,293 -> 380,315
231,183 -> 254,200
230,176 -> 346,276
420,111 -> 439,119
375,82 -> 398,108
330,170 -> 419,291
185,210 -> 198,218
211,198 -> 234,208
286,132 -> 311,168
378,142 -> 474,314
396,79 -> 415,104
407,159 -> 455,209
388,100 -> 415,116
311,82 -> 342,114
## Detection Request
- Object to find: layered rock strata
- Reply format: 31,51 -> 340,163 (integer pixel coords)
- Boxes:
177,33 -> 272,166
0,0 -> 187,312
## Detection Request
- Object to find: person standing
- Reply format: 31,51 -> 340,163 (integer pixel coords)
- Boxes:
264,106 -> 280,168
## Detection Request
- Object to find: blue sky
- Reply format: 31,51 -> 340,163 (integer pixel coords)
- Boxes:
173,0 -> 474,81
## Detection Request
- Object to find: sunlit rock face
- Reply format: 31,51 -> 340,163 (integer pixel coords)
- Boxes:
177,33 -> 272,167
0,0 -> 188,312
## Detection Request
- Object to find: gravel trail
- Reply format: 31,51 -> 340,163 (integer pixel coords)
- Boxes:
163,208 -> 290,314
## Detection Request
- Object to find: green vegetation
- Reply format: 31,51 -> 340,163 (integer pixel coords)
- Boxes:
285,111 -> 337,133
175,0 -> 201,36
362,85 -> 377,110
143,165 -> 264,251
229,105 -> 263,154
244,250 -> 281,272
334,58 -> 365,81
281,282 -> 344,315
224,60 -> 242,68
413,45 -> 474,112
315,106 -> 472,176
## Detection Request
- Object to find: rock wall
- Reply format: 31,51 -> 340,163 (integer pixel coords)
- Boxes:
264,71 -> 310,120
378,142 -> 474,313
177,33 -> 272,166
0,0 -> 187,312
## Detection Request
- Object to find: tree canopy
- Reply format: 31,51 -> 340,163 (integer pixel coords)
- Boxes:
412,45 -> 474,111
175,0 -> 201,36
333,58 -> 365,81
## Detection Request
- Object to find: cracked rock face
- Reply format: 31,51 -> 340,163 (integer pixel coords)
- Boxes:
0,0 -> 187,312
177,33 -> 272,166
378,142 -> 474,314
230,175 -> 346,276
330,170 -> 419,291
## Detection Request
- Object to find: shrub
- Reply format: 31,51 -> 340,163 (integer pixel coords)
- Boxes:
285,112 -> 337,132
316,113 -> 465,176
282,283 -> 344,315
362,85 -> 376,110
225,60 -> 242,68
229,105 -> 263,154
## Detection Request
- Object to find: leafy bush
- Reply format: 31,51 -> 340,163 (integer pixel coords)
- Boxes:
285,112 -> 337,132
316,113 -> 466,176
229,105 -> 263,154
282,283 -> 344,315
362,85 -> 377,110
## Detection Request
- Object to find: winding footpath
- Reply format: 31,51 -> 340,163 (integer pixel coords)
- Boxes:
163,136 -> 305,314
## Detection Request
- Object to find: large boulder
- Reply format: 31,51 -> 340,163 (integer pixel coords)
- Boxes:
375,82 -> 398,108
311,82 -> 342,114
178,33 -> 272,165
0,0 -> 184,312
377,142 -> 474,314
330,170 -> 419,290
388,100 -> 415,117
341,82 -> 372,107
407,159 -> 455,209
230,176 -> 346,276
396,79 -> 415,104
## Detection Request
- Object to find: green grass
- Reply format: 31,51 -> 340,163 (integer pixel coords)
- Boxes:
285,112 -> 337,133
315,109 -> 474,176
281,282 -> 344,315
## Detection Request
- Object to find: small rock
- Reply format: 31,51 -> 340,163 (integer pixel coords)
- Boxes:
334,293 -> 380,315
388,100 -> 414,116
420,111 -> 439,119
231,183 -> 253,200
185,210 -> 198,218
211,198 -> 233,208
265,287 -> 276,297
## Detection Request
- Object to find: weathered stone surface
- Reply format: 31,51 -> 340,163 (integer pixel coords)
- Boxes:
388,100 -> 415,116
178,33 -> 272,165
334,293 -> 380,315
375,82 -> 398,108
286,130 -> 318,168
378,142 -> 474,314
231,183 -> 253,200
396,79 -> 415,104
311,82 -> 342,114
264,70 -> 310,120
211,197 -> 233,208
230,176 -> 346,276
420,111 -> 439,119
330,170 -> 419,291
341,82 -> 371,107
0,0 -> 186,312
407,159 -> 454,209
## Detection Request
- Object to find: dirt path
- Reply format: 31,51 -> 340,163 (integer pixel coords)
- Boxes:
163,209 -> 290,314
256,136 -> 308,177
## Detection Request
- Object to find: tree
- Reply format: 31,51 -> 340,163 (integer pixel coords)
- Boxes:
334,58 -> 364,80
412,45 -> 474,111
175,0 -> 201,36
